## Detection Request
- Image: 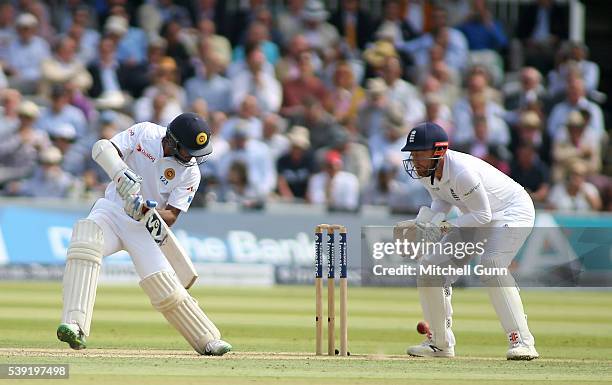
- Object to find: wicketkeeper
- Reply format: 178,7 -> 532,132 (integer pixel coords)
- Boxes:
57,112 -> 232,356
396,122 -> 538,360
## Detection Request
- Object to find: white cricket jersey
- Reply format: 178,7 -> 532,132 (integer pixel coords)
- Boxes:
418,150 -> 533,227
106,122 -> 201,212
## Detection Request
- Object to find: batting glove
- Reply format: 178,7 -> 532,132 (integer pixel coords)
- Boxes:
116,168 -> 143,199
124,195 -> 157,221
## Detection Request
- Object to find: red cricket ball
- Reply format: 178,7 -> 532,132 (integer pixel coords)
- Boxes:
417,321 -> 430,335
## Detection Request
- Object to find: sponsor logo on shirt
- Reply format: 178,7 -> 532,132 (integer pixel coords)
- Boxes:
187,186 -> 195,192
450,188 -> 460,201
187,195 -> 193,203
136,144 -> 156,162
129,129 -> 135,136
463,182 -> 481,197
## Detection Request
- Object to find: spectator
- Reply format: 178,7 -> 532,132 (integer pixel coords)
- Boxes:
217,123 -> 277,199
0,89 -> 22,136
317,127 -> 372,189
298,0 -> 339,57
397,6 -> 469,71
226,0 -> 266,46
307,149 -> 359,211
362,164 -> 402,206
459,113 -> 503,159
105,15 -> 147,66
552,110 -> 601,182
0,2 -> 15,63
0,100 -> 47,187
277,0 -> 305,41
160,19 -> 191,82
133,57 -> 185,126
443,0 -> 472,27
37,84 -> 89,139
363,40 -> 399,80
458,0 -> 507,52
190,19 -> 231,72
261,113 -> 289,162
516,0 -> 568,74
329,0 -> 374,52
548,42 -> 600,97
374,0 -> 420,43
420,65 -> 460,108
382,56 -> 424,127
64,7 -> 100,66
452,92 -> 509,148
325,60 -> 365,124
155,0 -> 192,28
231,43 -> 282,114
87,37 -> 125,101
509,110 -> 551,166
289,96 -> 337,151
275,34 -> 320,82
200,111 -> 229,183
193,0 -> 227,38
281,51 -> 328,117
369,102 -> 408,172
424,93 -> 453,136
548,161 -> 602,211
118,37 -> 167,98
357,78 -> 389,140
547,76 -> 604,141
6,13 -> 51,93
10,146 -> 75,198
504,66 -> 547,124
510,142 -> 550,206
184,43 -> 232,111
232,21 -> 280,66
277,125 -> 315,201
220,160 -> 265,208
221,95 -> 263,140
465,66 -> 503,104
41,36 -> 92,94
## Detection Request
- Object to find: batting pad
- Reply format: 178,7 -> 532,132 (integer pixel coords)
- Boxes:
140,270 -> 221,354
62,219 -> 104,336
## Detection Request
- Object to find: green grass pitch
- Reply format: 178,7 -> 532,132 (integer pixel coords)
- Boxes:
0,282 -> 611,384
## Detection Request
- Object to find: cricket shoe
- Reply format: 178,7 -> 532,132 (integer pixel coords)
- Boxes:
506,342 -> 539,360
57,323 -> 86,350
407,339 -> 455,358
204,339 -> 232,356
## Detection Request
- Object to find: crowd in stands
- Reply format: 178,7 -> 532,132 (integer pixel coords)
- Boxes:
0,0 -> 609,213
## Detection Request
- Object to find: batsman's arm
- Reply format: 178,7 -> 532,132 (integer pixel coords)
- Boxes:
156,205 -> 181,227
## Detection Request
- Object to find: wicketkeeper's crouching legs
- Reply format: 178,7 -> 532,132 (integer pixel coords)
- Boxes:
140,270 -> 231,355
407,270 -> 456,357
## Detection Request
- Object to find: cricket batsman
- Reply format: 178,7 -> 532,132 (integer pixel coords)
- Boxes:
56,112 -> 232,356
397,122 -> 538,360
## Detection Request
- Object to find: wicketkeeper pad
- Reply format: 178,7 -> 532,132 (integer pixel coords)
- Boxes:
62,219 -> 104,336
140,270 -> 220,354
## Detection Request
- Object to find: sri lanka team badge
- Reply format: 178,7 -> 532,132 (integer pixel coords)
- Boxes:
196,132 -> 208,145
164,168 -> 176,180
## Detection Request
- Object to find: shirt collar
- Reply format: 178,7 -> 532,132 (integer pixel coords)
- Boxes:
436,151 -> 451,185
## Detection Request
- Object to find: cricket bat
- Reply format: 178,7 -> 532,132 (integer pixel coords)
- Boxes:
92,139 -> 199,289
141,207 -> 198,289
